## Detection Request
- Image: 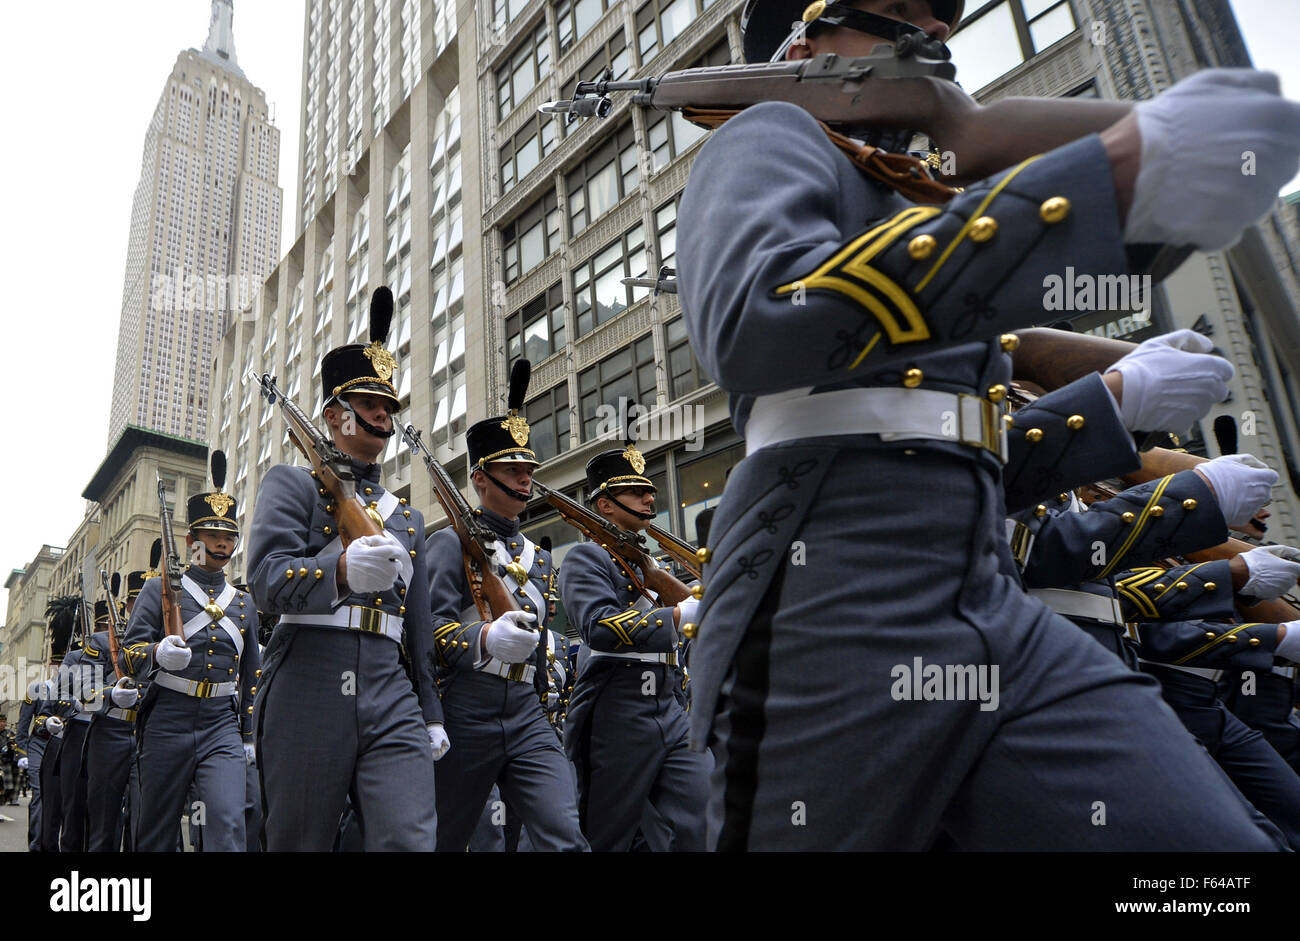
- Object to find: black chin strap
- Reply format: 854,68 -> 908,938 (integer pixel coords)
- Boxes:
339,397 -> 396,439
604,490 -> 656,521
481,468 -> 534,504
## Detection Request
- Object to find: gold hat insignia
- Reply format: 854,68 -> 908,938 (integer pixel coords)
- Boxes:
622,444 -> 646,476
204,492 -> 235,517
363,342 -> 398,382
501,413 -> 531,447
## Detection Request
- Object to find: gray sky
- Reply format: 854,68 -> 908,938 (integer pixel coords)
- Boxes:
0,0 -> 1297,620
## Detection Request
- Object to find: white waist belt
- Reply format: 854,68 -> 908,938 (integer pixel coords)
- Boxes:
72,713 -> 92,724
1140,660 -> 1223,682
107,706 -> 138,722
153,672 -> 238,698
479,657 -> 536,684
587,649 -> 678,666
745,387 -> 1007,460
279,605 -> 404,645
1272,665 -> 1297,680
1029,588 -> 1123,625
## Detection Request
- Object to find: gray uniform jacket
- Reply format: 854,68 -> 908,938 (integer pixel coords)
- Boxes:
124,568 -> 260,739
245,461 -> 442,725
677,101 -> 1134,750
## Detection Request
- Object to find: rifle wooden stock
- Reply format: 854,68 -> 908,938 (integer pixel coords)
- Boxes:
425,472 -> 519,623
645,522 -> 704,581
283,416 -> 385,551
100,573 -> 124,681
1011,328 -> 1138,392
156,481 -> 186,639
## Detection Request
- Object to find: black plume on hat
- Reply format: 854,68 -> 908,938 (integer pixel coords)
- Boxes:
149,539 -> 162,570
370,286 -> 394,344
508,359 -> 531,412
110,572 -> 121,597
211,450 -> 227,490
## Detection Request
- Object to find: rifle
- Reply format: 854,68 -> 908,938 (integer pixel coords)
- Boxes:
539,48 -> 1136,190
252,372 -> 386,549
401,424 -> 526,623
532,482 -> 696,605
155,474 -> 186,639
622,266 -> 677,296
99,571 -> 125,681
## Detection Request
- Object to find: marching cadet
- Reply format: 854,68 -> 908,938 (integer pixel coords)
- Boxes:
16,682 -> 49,849
247,288 -> 440,851
558,434 -> 710,851
425,361 -> 587,852
38,602 -> 83,852
0,717 -> 18,806
81,577 -> 148,852
123,451 -> 259,851
675,0 -> 1300,848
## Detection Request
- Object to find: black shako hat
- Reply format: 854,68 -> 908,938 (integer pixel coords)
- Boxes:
321,286 -> 401,410
740,0 -> 963,63
585,406 -> 656,500
188,450 -> 239,535
467,360 -> 540,468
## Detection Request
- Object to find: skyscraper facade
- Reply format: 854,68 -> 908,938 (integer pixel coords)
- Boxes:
108,0 -> 282,445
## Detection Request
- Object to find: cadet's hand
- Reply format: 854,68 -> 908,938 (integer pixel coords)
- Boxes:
110,678 -> 140,709
243,743 -> 257,766
155,635 -> 192,672
1194,454 -> 1278,528
343,532 -> 404,593
45,716 -> 64,736
1241,545 -> 1300,600
1125,69 -> 1300,250
1105,330 -> 1233,436
427,723 -> 450,761
483,611 -> 539,663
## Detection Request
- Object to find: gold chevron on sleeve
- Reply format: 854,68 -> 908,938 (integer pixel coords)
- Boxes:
774,206 -> 939,346
597,609 -> 638,647
1096,475 -> 1175,579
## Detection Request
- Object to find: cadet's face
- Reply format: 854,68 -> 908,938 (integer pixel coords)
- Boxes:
326,393 -> 396,461
598,486 -> 657,532
474,462 -> 536,518
187,530 -> 236,571
786,0 -> 950,60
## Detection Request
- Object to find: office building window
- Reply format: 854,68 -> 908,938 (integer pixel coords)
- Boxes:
502,190 -> 561,283
566,123 -> 638,234
948,0 -> 1078,93
507,283 -> 567,362
497,23 -> 552,120
556,0 -> 610,54
572,223 -> 649,336
577,336 -> 657,440
525,382 -> 571,459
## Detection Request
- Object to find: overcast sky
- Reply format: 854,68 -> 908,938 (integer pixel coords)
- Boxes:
0,0 -> 1297,620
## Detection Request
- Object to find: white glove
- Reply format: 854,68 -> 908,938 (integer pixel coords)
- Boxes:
1242,545 -> 1300,600
244,743 -> 257,766
344,532 -> 405,593
110,679 -> 140,709
1106,330 -> 1233,435
546,690 -> 560,709
155,634 -> 192,672
483,611 -> 539,663
676,597 -> 701,627
45,716 -> 64,736
1194,454 -> 1277,528
1126,69 -> 1300,250
17,757 -> 28,771
1276,621 -> 1300,664
427,723 -> 450,761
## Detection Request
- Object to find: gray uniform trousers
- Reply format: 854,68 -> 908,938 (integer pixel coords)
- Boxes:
435,672 -> 586,852
571,662 -> 712,852
39,735 -> 63,851
703,447 -> 1285,851
84,715 -> 135,852
257,627 -> 437,851
25,735 -> 47,851
135,688 -> 246,852
58,718 -> 91,852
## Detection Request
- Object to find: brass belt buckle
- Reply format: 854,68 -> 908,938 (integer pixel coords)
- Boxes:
506,662 -> 529,683
193,679 -> 214,697
357,606 -> 384,635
